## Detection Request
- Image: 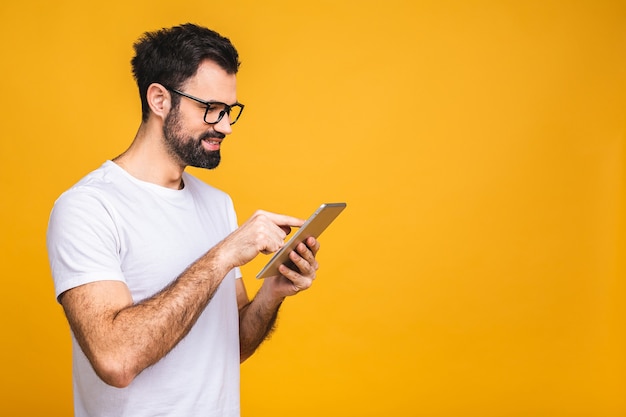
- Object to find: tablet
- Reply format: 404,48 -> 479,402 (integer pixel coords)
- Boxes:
256,202 -> 347,279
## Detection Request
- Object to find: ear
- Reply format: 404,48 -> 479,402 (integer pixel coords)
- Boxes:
146,83 -> 171,120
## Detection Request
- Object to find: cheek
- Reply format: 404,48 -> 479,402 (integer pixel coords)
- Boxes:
180,117 -> 211,139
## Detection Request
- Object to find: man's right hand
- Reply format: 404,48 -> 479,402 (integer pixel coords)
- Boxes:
217,210 -> 305,269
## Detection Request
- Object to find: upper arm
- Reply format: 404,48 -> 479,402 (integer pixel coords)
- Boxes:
60,280 -> 133,324
59,280 -> 133,368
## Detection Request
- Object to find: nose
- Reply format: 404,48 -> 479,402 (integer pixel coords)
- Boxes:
213,114 -> 233,135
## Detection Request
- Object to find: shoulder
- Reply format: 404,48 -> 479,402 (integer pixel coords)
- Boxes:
48,161 -> 136,236
52,162 -> 120,215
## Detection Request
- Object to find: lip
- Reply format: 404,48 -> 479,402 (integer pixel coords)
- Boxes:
202,137 -> 222,151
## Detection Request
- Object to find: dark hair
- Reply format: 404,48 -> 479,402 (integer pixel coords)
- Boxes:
131,23 -> 240,121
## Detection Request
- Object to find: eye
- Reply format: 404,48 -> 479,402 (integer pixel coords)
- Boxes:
206,103 -> 225,113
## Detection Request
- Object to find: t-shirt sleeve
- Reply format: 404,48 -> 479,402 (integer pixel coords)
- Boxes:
46,188 -> 126,301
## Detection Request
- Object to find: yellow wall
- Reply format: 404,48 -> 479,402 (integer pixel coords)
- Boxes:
1,1 -> 624,416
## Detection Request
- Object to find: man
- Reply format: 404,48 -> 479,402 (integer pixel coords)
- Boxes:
46,23 -> 320,417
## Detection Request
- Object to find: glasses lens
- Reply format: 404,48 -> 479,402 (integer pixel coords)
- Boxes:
204,103 -> 243,125
204,103 -> 226,124
228,105 -> 243,125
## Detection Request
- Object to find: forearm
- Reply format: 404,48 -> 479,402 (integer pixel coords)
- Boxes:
238,284 -> 284,362
116,252 -> 228,374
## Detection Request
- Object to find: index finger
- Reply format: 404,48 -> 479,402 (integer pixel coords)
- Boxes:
256,210 -> 305,228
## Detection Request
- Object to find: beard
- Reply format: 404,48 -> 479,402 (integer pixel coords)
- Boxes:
162,106 -> 224,169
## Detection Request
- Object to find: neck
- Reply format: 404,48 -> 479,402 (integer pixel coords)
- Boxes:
113,121 -> 185,190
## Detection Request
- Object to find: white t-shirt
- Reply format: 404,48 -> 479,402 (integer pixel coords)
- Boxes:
47,161 -> 242,417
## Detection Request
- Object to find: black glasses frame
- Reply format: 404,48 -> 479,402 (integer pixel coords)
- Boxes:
164,86 -> 244,125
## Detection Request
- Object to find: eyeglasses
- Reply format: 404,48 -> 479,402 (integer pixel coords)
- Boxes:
165,86 -> 244,125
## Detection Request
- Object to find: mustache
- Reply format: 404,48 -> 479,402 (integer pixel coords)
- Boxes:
200,131 -> 226,141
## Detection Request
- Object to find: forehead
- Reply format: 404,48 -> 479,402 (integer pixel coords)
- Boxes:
183,60 -> 237,103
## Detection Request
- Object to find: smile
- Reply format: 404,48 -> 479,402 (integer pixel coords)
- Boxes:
202,138 -> 222,151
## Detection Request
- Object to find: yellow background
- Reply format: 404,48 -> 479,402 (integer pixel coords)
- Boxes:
1,1 -> 624,416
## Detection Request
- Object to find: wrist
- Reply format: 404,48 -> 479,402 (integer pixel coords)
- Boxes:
258,280 -> 286,310
208,240 -> 237,272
